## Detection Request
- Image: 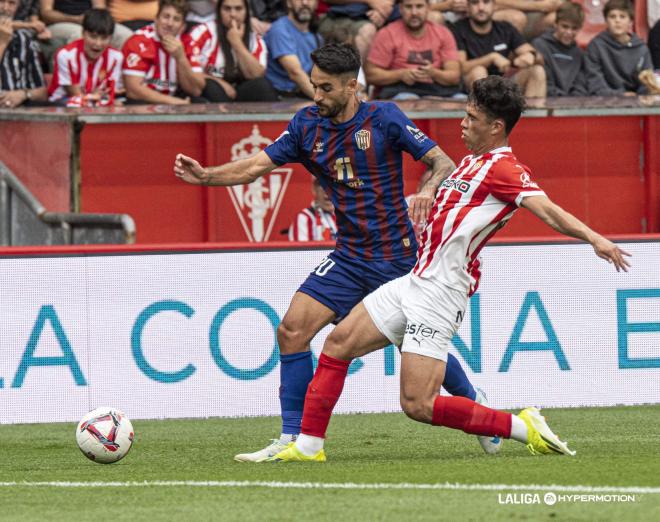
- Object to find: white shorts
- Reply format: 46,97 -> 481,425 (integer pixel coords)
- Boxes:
363,274 -> 468,362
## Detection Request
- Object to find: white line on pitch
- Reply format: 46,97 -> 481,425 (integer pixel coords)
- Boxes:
0,481 -> 658,494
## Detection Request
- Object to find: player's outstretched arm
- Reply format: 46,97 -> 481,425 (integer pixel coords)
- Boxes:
408,146 -> 456,225
522,195 -> 632,272
173,150 -> 277,186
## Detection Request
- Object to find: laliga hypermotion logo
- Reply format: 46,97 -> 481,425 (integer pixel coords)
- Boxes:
227,125 -> 292,242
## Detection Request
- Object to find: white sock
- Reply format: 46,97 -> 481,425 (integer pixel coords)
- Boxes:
279,433 -> 296,444
295,434 -> 324,456
510,414 -> 529,444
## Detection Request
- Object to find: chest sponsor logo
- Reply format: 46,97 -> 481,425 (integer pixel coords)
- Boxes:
354,129 -> 370,151
126,53 -> 141,68
441,178 -> 471,194
227,125 -> 292,242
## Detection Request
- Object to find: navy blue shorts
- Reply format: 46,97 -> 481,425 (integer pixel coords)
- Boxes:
298,250 -> 416,322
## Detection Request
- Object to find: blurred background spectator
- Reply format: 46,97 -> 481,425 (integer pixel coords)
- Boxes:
249,0 -> 286,34
533,1 -> 587,96
287,178 -> 337,241
451,0 -> 546,97
366,0 -> 461,99
40,0 -> 133,65
48,8 -> 123,106
492,0 -> 561,40
649,18 -> 660,68
12,0 -> 51,39
0,0 -> 47,107
585,0 -> 653,95
184,0 -> 278,101
122,0 -> 205,103
264,0 -> 321,99
107,0 -> 157,31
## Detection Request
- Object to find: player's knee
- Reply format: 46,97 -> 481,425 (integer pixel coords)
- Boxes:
400,390 -> 432,423
323,328 -> 353,359
276,320 -> 308,354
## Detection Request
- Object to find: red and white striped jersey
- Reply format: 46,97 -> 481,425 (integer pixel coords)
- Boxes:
48,39 -> 123,102
122,24 -> 203,95
288,202 -> 337,242
183,22 -> 268,79
414,147 -> 545,295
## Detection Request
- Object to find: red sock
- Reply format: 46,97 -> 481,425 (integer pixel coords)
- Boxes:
432,395 -> 512,438
300,353 -> 351,438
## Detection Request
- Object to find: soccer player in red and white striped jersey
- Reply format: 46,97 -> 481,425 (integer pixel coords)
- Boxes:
122,0 -> 204,105
182,0 -> 277,102
49,9 -> 123,107
288,179 -> 337,242
271,76 -> 631,463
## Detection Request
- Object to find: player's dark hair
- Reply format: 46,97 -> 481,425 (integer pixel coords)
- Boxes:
158,0 -> 188,17
468,76 -> 526,135
603,0 -> 633,18
311,43 -> 361,79
82,8 -> 115,36
556,2 -> 584,28
216,0 -> 253,84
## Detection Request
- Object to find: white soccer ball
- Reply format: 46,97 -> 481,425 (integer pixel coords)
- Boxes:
76,407 -> 134,464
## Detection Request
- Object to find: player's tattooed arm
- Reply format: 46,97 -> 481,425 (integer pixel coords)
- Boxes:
408,146 -> 456,225
174,150 -> 277,186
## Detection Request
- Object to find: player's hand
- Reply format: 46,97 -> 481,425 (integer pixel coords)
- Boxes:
161,35 -> 185,60
407,187 -> 435,226
591,236 -> 631,272
174,154 -> 210,185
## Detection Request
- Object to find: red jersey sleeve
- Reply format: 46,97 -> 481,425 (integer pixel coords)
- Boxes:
122,34 -> 153,76
490,158 -> 545,206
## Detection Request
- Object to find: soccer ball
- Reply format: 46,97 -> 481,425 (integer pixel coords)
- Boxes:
76,407 -> 134,464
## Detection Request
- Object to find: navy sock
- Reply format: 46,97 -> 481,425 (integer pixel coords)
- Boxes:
443,353 -> 476,401
279,351 -> 314,435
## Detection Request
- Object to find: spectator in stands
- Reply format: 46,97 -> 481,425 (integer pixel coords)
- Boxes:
0,0 -> 47,107
12,0 -> 51,40
40,0 -> 133,63
319,0 -> 395,61
107,0 -> 157,31
451,0 -> 546,97
288,178 -> 337,241
184,0 -> 278,101
249,0 -> 286,36
532,1 -> 587,97
585,0 -> 653,96
48,8 -> 123,105
264,0 -> 321,99
491,0 -> 561,40
122,0 -> 205,104
366,0 -> 461,99
650,20 -> 660,69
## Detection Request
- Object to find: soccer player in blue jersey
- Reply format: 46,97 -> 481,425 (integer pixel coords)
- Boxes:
174,43 -> 500,461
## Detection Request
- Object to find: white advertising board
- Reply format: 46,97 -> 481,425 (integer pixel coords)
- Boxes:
0,241 -> 658,424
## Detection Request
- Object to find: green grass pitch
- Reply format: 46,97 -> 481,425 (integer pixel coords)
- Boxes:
1,406 -> 659,521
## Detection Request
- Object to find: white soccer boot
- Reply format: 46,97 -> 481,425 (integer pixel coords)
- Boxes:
475,388 -> 503,455
234,438 -> 291,463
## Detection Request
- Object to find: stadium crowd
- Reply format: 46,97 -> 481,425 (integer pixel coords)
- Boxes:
1,0 -> 659,108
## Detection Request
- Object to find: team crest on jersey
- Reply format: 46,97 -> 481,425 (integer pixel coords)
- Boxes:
126,53 -> 141,68
354,129 -> 371,150
227,125 -> 292,242
314,140 -> 324,153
